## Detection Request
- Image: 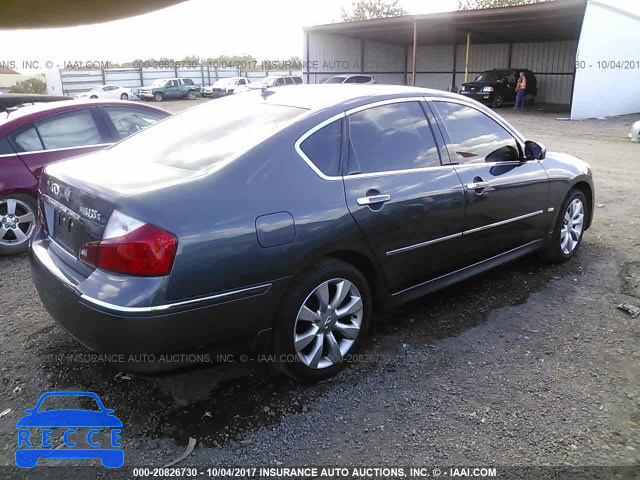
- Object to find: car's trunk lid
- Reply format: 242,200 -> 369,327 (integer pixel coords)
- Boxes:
40,149 -> 200,257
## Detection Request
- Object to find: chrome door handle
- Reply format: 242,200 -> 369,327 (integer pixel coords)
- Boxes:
465,181 -> 491,190
357,194 -> 391,206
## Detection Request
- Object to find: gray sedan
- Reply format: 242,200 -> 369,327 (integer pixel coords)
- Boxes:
30,84 -> 594,382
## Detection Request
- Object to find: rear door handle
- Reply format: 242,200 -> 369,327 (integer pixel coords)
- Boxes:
357,194 -> 391,206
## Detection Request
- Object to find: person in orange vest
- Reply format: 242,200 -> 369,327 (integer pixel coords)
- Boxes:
514,71 -> 527,110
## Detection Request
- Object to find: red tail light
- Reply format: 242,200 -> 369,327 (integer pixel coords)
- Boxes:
79,210 -> 177,276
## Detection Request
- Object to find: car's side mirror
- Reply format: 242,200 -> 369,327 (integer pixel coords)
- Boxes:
524,140 -> 546,160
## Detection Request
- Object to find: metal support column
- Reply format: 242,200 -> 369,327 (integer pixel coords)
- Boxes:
464,32 -> 471,83
411,21 -> 417,86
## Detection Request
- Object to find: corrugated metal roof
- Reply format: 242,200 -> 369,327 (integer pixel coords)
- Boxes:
305,0 -> 587,45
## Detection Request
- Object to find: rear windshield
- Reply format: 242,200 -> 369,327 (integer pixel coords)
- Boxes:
107,95 -> 306,171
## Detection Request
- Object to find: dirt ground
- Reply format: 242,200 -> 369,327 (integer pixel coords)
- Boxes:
1,98 -> 639,478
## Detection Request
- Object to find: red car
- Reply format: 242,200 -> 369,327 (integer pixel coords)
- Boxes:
0,100 -> 170,254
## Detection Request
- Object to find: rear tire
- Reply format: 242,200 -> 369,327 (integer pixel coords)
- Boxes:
541,189 -> 587,263
273,259 -> 372,382
0,194 -> 37,256
120,93 -> 128,100
90,95 -> 98,99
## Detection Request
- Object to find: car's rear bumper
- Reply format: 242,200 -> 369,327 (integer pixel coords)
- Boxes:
30,229 -> 283,369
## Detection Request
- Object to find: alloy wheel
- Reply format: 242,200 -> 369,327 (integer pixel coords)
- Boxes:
560,198 -> 584,254
293,278 -> 363,369
0,198 -> 36,247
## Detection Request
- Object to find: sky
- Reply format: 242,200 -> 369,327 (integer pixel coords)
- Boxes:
1,0 -> 636,74
2,0 -> 457,73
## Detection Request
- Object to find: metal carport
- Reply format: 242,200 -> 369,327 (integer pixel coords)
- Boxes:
303,0 -> 587,107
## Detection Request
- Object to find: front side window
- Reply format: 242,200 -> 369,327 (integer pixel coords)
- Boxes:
431,101 -> 520,164
347,101 -> 440,174
35,109 -> 102,150
355,76 -> 372,84
10,126 -> 44,152
299,119 -> 342,176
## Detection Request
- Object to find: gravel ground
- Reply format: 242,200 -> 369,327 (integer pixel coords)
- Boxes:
0,98 -> 639,478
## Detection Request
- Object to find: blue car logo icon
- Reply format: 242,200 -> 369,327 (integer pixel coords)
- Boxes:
15,391 -> 123,468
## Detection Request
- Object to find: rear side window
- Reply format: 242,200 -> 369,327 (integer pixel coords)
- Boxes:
299,119 -> 342,176
10,125 -> 44,152
35,109 -> 102,150
292,77 -> 302,84
431,101 -> 520,164
103,106 -> 167,140
284,77 -> 294,85
347,101 -> 440,174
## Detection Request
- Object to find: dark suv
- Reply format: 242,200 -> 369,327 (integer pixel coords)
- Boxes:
460,68 -> 537,108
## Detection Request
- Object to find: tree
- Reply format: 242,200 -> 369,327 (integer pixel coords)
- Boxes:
10,77 -> 47,94
458,0 -> 547,10
341,0 -> 407,21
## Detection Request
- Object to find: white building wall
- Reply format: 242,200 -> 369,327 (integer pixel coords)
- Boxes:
44,69 -> 63,96
572,1 -> 640,119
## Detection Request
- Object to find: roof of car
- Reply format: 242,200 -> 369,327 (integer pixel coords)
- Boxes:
254,84 -> 459,111
0,99 -> 170,129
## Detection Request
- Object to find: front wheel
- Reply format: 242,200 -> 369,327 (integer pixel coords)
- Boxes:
274,259 -> 372,382
120,93 -> 129,100
541,189 -> 587,262
0,194 -> 37,255
187,90 -> 197,100
154,92 -> 164,102
492,93 -> 504,108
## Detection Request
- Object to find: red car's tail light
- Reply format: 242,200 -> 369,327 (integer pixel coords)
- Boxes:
79,210 -> 177,276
